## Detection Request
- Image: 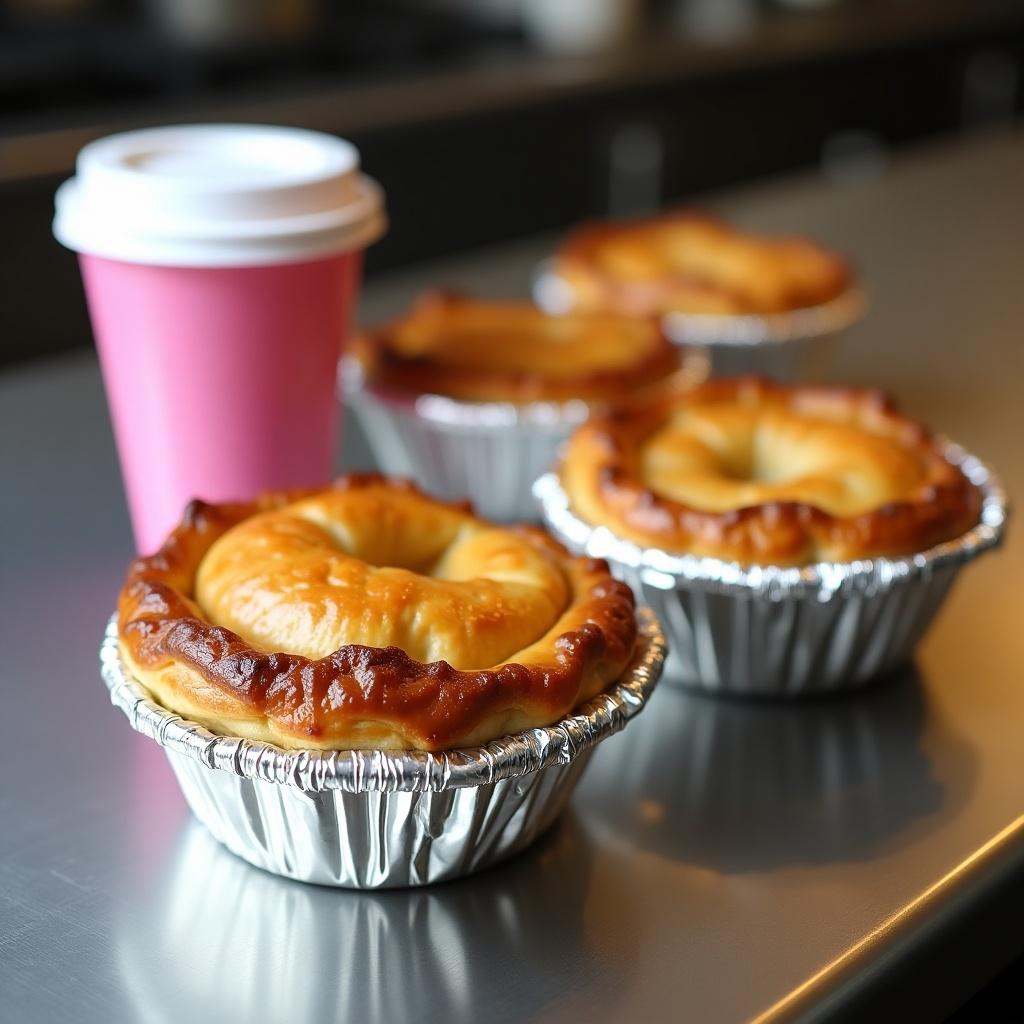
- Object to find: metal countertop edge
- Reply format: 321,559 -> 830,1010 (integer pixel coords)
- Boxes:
754,812 -> 1024,1023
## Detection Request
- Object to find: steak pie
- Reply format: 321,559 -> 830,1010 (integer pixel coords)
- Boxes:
560,378 -> 981,565
118,476 -> 638,751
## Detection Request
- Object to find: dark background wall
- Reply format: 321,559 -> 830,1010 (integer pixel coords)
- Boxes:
3,0 -> 1024,367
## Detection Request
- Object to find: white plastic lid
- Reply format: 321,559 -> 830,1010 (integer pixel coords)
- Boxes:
53,124 -> 387,267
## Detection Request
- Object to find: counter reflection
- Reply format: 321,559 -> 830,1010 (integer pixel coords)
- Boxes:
579,667 -> 975,873
118,813 -> 607,1024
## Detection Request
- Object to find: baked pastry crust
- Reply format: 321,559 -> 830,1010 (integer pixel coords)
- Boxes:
118,475 -> 637,751
352,290 -> 681,403
551,211 -> 853,317
560,378 -> 981,565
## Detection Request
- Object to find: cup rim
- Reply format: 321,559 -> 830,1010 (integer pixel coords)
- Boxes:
54,125 -> 387,267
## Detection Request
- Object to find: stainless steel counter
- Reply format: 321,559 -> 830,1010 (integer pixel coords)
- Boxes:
2,131 -> 1024,1023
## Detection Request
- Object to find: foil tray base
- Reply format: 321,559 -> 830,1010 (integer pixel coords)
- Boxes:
660,287 -> 867,347
535,445 -> 1006,697
101,609 -> 665,888
348,391 -> 576,523
167,746 -> 589,887
342,360 -> 587,522
615,562 -> 955,695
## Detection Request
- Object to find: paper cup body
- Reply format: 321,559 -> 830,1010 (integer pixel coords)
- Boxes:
55,124 -> 385,552
81,251 -> 361,552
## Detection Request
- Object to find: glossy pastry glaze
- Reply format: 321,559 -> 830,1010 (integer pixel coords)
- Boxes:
551,211 -> 853,317
352,291 -> 681,402
118,476 -> 637,751
560,378 -> 981,565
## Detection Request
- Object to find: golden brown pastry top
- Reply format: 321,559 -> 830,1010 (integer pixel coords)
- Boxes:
351,291 -> 681,403
551,211 -> 853,317
560,378 -> 981,565
118,476 -> 637,751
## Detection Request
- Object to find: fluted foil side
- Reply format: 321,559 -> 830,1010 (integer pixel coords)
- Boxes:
100,609 -> 665,887
341,359 -> 587,522
534,446 -> 1006,695
616,562 -> 954,695
165,747 -> 590,887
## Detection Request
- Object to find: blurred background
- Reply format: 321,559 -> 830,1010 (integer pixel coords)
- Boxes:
2,0 -> 1024,367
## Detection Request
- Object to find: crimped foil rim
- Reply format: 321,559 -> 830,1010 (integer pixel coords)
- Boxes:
338,356 -> 590,432
531,262 -> 866,347
533,440 -> 1007,600
99,608 -> 665,793
662,286 -> 867,347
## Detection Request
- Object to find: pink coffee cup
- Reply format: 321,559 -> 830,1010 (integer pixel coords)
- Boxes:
54,124 -> 386,554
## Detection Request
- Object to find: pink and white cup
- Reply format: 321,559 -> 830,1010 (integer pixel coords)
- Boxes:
54,124 -> 386,553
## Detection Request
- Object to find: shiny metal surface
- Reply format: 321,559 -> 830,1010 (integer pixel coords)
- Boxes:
99,612 -> 665,887
534,448 -> 1006,694
3,132 -> 1024,1022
